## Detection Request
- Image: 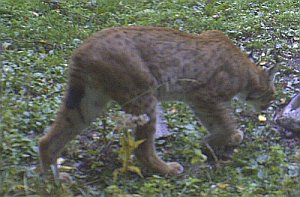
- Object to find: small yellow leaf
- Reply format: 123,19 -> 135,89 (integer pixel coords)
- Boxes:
134,139 -> 145,148
15,185 -> 25,189
191,157 -> 199,164
113,169 -> 121,181
169,107 -> 177,113
295,150 -> 300,161
59,165 -> 75,171
57,157 -> 65,165
259,61 -> 268,66
128,137 -> 144,149
120,137 -> 127,146
293,43 -> 299,49
236,185 -> 245,192
217,183 -> 229,189
128,135 -> 136,147
280,97 -> 286,104
31,11 -> 39,17
127,165 -> 143,177
258,114 -> 267,122
39,39 -> 48,44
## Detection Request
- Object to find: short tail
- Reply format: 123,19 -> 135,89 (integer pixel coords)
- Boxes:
65,60 -> 86,109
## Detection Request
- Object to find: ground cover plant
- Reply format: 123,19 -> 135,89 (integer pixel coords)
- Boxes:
1,0 -> 299,196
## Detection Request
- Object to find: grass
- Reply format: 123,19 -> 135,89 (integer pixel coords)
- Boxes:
1,0 -> 299,196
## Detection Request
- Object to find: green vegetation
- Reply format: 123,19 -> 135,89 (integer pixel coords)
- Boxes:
1,0 -> 299,196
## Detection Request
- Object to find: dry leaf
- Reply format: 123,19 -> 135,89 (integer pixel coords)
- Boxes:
259,61 -> 268,65
60,165 -> 75,171
280,97 -> 286,104
217,183 -> 229,189
258,114 -> 267,122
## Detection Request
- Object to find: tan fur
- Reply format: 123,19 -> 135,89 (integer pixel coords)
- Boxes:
39,26 -> 276,175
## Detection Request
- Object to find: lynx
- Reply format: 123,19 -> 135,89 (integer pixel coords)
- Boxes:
39,26 -> 277,176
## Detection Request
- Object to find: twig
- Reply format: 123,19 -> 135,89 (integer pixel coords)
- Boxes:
204,141 -> 220,168
121,78 -> 202,108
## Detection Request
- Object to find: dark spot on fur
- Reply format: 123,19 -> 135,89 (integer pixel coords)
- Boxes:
133,33 -> 143,40
182,66 -> 186,74
114,34 -> 121,39
66,117 -> 72,124
193,68 -> 199,72
192,59 -> 198,65
117,41 -> 124,46
196,42 -> 202,48
124,39 -> 131,45
176,42 -> 184,49
65,86 -> 84,109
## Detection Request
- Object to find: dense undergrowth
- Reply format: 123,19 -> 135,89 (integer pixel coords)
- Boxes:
1,0 -> 299,196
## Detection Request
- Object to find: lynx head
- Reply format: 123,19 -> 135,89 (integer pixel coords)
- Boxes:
245,65 -> 278,111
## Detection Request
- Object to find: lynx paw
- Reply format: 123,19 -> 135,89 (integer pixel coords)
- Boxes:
166,162 -> 184,175
228,129 -> 244,146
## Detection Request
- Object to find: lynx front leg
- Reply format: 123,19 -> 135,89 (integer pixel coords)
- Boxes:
124,95 -> 183,175
190,102 -> 243,148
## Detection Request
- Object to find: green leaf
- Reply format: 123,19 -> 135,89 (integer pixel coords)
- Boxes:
127,165 -> 144,178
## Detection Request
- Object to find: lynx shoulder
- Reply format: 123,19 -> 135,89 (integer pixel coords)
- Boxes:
39,26 -> 277,176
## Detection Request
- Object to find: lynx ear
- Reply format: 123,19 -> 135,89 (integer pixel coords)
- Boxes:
265,64 -> 279,81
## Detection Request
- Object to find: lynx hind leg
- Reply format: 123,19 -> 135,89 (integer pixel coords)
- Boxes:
39,86 -> 110,173
123,94 -> 183,175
